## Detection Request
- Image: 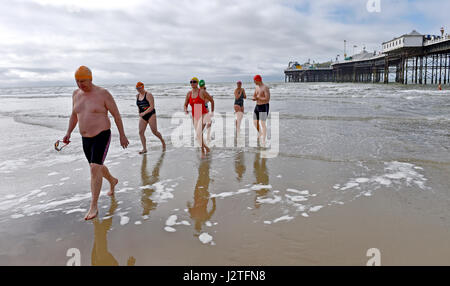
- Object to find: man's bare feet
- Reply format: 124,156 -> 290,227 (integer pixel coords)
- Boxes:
162,142 -> 166,151
203,145 -> 210,153
139,150 -> 147,154
107,177 -> 118,196
85,207 -> 98,220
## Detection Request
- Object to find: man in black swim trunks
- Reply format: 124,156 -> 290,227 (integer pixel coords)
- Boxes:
63,66 -> 129,220
252,75 -> 270,146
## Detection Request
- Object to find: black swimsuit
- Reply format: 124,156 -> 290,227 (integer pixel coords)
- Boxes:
234,89 -> 244,107
136,92 -> 156,121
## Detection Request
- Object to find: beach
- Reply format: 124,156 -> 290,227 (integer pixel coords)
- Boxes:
1,82 -> 450,265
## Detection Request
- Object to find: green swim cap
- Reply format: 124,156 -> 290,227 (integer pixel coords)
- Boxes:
199,79 -> 205,87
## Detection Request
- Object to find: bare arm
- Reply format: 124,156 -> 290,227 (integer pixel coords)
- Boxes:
243,89 -> 247,99
63,91 -> 78,143
184,92 -> 190,114
105,90 -> 129,148
202,90 -> 214,113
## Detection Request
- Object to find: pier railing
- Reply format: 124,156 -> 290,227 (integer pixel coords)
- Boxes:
424,35 -> 450,46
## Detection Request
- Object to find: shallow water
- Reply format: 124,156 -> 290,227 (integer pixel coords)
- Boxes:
0,82 -> 449,265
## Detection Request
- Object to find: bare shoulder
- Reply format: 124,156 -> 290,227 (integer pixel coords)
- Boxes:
72,89 -> 82,101
99,87 -> 113,99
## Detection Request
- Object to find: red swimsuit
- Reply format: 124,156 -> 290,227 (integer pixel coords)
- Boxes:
189,89 -> 209,120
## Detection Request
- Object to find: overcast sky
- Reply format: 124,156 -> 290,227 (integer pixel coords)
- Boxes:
0,0 -> 448,87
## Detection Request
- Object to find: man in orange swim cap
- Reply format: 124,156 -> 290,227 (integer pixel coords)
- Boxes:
63,65 -> 129,221
252,74 -> 270,146
74,66 -> 93,92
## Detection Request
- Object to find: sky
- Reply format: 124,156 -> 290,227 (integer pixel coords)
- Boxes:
0,0 -> 448,87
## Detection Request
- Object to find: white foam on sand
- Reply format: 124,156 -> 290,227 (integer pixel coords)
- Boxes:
65,208 -> 87,214
199,233 -> 213,244
286,189 -> 309,195
164,226 -> 176,232
257,195 -> 282,204
273,215 -> 294,223
211,185 -> 269,199
140,179 -> 178,203
120,216 -> 130,225
166,215 -> 178,226
116,187 -> 134,194
40,184 -> 53,189
285,194 -> 308,202
337,161 -> 429,194
19,192 -> 92,215
309,206 -> 323,212
250,184 -> 272,190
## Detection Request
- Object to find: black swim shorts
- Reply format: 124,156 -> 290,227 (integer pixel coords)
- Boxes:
82,129 -> 111,165
253,103 -> 270,121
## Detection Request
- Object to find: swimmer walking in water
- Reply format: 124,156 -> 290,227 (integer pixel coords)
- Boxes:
184,77 -> 214,154
234,81 -> 246,135
252,75 -> 270,146
199,80 -> 213,143
63,66 -> 129,220
135,82 -> 166,154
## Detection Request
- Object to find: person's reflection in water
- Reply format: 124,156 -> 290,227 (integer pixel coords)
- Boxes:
188,157 -> 216,234
91,197 -> 136,266
234,150 -> 246,182
253,152 -> 269,209
141,152 -> 165,216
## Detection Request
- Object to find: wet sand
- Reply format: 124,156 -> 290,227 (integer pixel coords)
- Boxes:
1,145 -> 450,265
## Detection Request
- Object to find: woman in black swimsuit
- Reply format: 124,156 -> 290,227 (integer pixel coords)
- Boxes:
136,82 -> 166,154
234,81 -> 246,135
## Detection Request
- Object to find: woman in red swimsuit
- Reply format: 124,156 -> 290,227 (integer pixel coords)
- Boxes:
183,77 -> 214,154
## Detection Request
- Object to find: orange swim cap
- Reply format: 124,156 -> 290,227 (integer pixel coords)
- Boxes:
75,66 -> 92,81
253,75 -> 262,82
136,82 -> 144,88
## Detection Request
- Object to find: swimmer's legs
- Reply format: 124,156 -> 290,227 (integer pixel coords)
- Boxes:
260,120 -> 267,145
102,165 -> 118,196
236,111 -> 244,135
85,163 -> 102,220
85,163 -> 118,220
138,118 -> 148,154
149,114 -> 166,151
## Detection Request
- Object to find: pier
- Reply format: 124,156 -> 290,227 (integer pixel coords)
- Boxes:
285,29 -> 450,85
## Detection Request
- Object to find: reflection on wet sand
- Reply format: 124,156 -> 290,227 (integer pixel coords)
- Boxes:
140,153 -> 165,216
253,152 -> 270,209
91,197 -> 136,266
188,157 -> 216,234
234,151 -> 246,182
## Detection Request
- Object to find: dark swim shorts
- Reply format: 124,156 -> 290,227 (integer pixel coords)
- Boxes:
253,103 -> 270,121
82,129 -> 111,165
